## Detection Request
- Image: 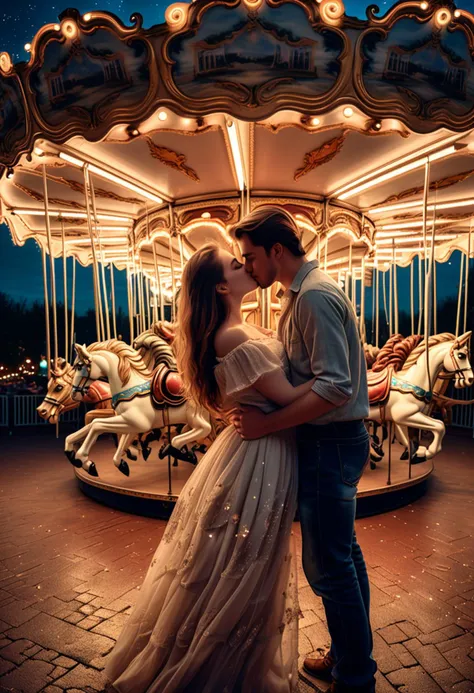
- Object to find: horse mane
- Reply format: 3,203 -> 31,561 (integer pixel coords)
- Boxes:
133,329 -> 176,370
88,339 -> 152,386
400,333 -> 455,372
371,334 -> 423,373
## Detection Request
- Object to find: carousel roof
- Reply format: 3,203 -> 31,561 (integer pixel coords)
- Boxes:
0,0 -> 473,285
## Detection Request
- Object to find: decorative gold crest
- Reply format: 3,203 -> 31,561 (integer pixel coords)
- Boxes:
144,137 -> 200,182
294,131 -> 347,180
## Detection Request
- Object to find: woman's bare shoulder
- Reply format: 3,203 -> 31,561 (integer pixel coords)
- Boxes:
214,325 -> 253,359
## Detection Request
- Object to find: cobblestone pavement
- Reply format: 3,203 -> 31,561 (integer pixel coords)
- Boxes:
0,429 -> 473,693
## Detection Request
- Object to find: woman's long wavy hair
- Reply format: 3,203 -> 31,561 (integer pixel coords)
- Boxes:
174,244 -> 228,414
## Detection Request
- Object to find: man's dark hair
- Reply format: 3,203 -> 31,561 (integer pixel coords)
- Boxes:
229,206 -> 305,257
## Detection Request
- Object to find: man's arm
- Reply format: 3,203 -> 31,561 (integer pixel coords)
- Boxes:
233,288 -> 352,438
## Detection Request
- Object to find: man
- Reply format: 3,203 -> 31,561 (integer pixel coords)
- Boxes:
229,206 -> 377,693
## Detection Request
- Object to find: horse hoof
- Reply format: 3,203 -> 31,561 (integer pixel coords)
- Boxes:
65,449 -> 83,468
126,449 -> 138,461
142,446 -> 152,462
411,455 -> 426,465
159,443 -> 170,460
193,444 -> 207,454
87,462 -> 99,477
172,459 -> 178,467
161,444 -> 197,464
118,460 -> 130,476
370,461 -> 376,470
400,449 -> 409,461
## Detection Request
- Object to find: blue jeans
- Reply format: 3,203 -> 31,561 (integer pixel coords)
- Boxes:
297,420 -> 377,688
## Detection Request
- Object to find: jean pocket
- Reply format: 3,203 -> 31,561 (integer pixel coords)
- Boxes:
337,433 -> 370,487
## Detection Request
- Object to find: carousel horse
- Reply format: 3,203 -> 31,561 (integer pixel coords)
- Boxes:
37,357 -> 113,425
37,357 -> 141,462
365,335 -> 422,463
133,321 -> 224,460
367,331 -> 473,462
64,339 -> 212,477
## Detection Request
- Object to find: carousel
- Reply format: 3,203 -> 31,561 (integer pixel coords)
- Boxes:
1,0 -> 473,518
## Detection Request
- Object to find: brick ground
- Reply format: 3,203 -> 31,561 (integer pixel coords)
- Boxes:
0,428 -> 473,692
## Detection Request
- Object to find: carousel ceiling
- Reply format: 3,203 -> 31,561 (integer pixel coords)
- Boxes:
0,0 -> 474,285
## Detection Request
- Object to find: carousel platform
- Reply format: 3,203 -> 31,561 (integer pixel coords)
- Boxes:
73,433 -> 435,520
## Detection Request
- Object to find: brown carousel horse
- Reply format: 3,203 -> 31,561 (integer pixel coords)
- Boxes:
38,357 -> 113,425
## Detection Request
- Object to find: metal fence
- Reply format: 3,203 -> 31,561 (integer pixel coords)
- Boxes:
0,394 -> 81,428
0,396 -> 8,427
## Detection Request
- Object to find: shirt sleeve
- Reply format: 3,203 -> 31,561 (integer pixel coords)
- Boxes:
296,289 -> 352,406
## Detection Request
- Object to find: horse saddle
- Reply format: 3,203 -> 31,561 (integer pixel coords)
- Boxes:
84,380 -> 112,404
151,363 -> 185,408
367,367 -> 392,405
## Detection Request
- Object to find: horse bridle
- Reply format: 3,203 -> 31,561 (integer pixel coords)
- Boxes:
43,366 -> 76,417
438,342 -> 472,380
72,358 -> 94,397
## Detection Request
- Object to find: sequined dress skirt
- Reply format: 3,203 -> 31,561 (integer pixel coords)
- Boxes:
104,424 -> 299,693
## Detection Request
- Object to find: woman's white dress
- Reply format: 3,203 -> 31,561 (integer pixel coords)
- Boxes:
104,338 -> 299,693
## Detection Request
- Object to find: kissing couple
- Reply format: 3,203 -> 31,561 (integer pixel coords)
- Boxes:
104,206 -> 377,693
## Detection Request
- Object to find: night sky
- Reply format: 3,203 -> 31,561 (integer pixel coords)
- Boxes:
1,0 -> 473,317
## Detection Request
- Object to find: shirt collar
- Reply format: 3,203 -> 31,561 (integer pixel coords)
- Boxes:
288,260 -> 320,293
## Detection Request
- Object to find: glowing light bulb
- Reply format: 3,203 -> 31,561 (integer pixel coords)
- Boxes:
343,107 -> 354,118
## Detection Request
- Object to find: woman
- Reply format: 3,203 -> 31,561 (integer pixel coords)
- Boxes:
104,243 -> 316,693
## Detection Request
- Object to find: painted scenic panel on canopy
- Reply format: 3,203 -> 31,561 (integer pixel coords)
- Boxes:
29,28 -> 152,127
0,76 -> 28,162
167,3 -> 344,103
360,17 -> 474,116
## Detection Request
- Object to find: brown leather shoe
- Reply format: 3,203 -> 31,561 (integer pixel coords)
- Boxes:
303,652 -> 335,681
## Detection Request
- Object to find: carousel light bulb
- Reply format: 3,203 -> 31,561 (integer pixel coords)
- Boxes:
54,24 -> 60,30
88,164 -> 163,204
131,129 -> 139,136
24,43 -> 32,51
201,212 -> 211,218
378,218 -> 459,230
226,119 -> 245,191
84,12 -> 92,20
158,111 -> 168,121
420,1 -> 428,8
370,197 -> 474,215
338,144 -> 460,200
34,146 -> 44,156
374,122 -> 382,130
454,9 -> 461,17
59,152 -> 84,167
343,107 -> 354,118
6,168 -> 14,179
311,117 -> 320,126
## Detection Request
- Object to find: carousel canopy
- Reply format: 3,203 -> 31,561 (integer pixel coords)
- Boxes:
0,0 -> 473,285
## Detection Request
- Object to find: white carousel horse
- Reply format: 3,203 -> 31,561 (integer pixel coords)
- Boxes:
367,331 -> 473,461
65,339 -> 212,477
37,357 -> 141,462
